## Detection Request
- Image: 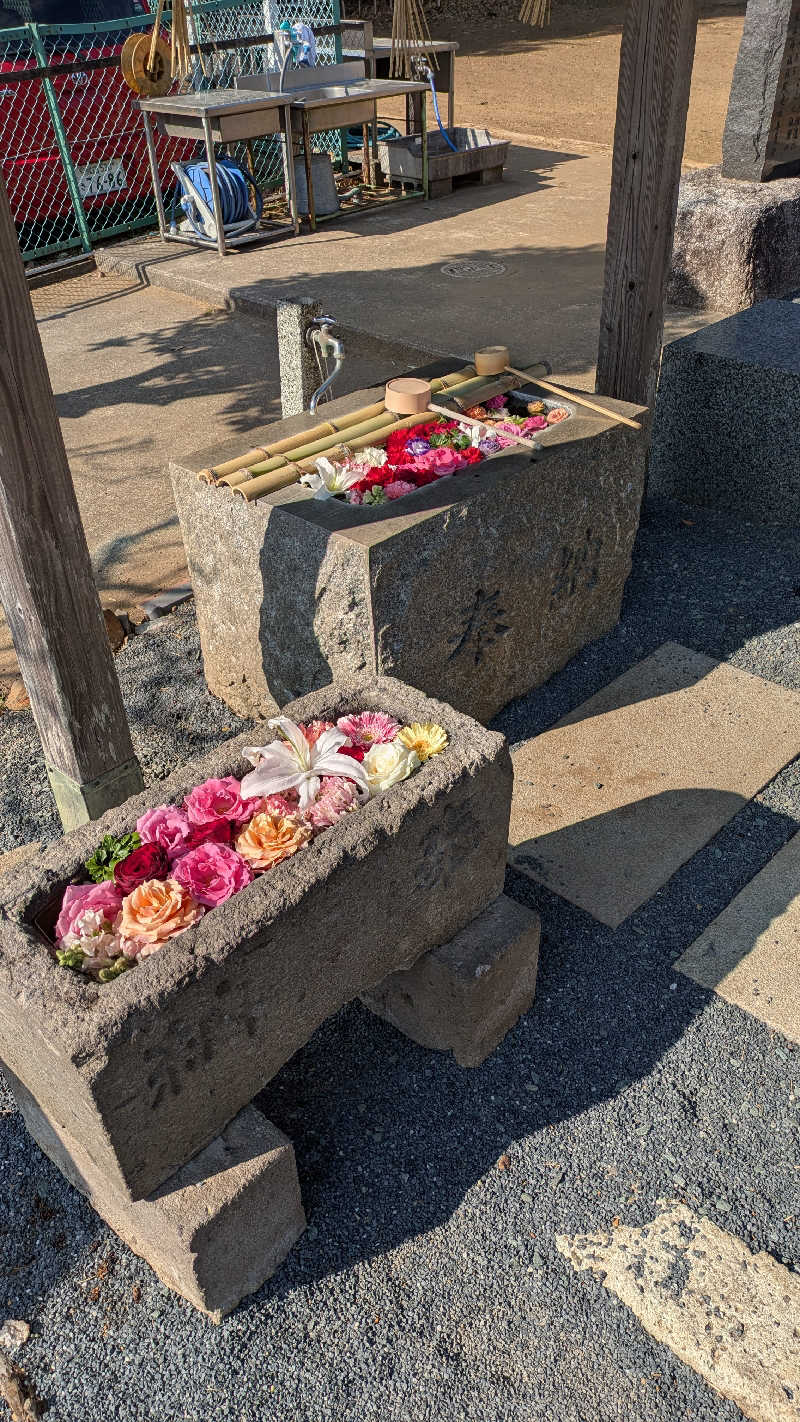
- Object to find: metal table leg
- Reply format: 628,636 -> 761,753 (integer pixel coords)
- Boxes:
283,104 -> 299,236
421,91 -> 429,200
301,110 -> 316,233
141,110 -> 169,240
201,111 -> 227,257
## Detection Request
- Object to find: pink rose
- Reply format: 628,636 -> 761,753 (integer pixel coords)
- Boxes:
523,415 -> 548,432
431,448 -> 463,475
413,450 -> 440,475
56,881 -> 122,943
136,805 -> 192,860
172,842 -> 253,908
384,480 -> 416,500
183,776 -> 260,831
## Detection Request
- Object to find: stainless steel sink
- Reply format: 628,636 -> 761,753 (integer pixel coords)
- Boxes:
286,76 -> 428,133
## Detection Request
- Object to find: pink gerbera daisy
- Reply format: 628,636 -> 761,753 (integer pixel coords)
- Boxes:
336,710 -> 399,748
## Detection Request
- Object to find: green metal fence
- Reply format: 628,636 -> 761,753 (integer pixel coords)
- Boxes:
0,0 -> 342,263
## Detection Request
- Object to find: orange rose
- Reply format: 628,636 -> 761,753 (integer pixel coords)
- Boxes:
235,812 -> 311,872
119,877 -> 203,953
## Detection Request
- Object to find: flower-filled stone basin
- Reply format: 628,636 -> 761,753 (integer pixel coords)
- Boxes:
0,677 -> 511,1200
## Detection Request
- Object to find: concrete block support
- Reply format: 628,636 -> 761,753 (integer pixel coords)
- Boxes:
0,677 -> 511,1199
9,1072 -> 305,1321
276,297 -> 323,418
668,166 -> 800,313
361,894 -> 541,1067
649,301 -> 800,522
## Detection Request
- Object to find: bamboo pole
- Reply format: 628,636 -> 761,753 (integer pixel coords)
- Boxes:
233,412 -> 436,502
197,369 -> 477,482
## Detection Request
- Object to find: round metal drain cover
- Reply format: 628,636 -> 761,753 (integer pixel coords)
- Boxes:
440,259 -> 507,279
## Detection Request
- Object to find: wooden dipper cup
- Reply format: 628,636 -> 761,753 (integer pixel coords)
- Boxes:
473,345 -> 642,431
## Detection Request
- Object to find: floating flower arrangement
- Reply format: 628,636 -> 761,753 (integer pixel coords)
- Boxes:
299,395 -> 572,505
53,712 -> 448,983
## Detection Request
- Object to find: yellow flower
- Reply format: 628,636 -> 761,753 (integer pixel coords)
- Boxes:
397,722 -> 448,763
235,812 -> 311,872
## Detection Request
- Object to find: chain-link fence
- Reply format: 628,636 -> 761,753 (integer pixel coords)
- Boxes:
0,0 -> 343,263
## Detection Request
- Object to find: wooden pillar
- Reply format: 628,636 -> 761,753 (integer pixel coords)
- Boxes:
596,0 -> 699,408
0,172 -> 143,831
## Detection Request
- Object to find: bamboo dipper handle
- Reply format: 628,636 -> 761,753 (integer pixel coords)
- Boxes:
504,367 -> 642,431
427,404 -> 540,454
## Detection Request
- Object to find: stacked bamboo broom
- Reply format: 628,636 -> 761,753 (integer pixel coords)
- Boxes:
518,0 -> 552,26
389,0 -> 434,77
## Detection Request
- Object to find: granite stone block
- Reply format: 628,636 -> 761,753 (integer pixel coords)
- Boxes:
0,676 -> 511,1199
668,166 -> 800,312
170,382 -> 647,724
649,301 -> 800,521
8,1074 -> 304,1321
721,0 -> 800,183
360,894 -> 540,1067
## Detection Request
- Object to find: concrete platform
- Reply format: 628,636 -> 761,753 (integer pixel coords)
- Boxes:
675,832 -> 800,1045
95,137 -> 722,382
507,643 -> 800,927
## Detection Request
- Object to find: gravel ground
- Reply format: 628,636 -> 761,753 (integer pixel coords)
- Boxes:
1,493 -> 799,1421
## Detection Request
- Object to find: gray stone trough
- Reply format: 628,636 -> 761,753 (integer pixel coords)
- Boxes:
171,378 -> 647,726
378,127 -> 510,198
0,676 -> 511,1203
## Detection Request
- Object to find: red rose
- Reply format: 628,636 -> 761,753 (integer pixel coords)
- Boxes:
411,468 -> 440,486
462,447 -> 483,465
364,468 -> 393,489
185,820 -> 232,850
338,743 -> 365,763
114,841 -> 170,893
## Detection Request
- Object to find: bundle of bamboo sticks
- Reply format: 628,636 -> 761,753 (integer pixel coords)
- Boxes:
389,0 -> 434,77
518,0 -> 552,26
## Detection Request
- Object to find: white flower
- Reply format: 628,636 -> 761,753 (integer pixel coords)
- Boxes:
352,446 -> 387,470
241,716 -> 369,811
300,456 -> 364,499
61,908 -> 120,962
464,420 -> 489,448
363,740 -> 421,796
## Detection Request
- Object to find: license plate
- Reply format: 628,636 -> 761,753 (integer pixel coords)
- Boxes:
76,159 -> 127,199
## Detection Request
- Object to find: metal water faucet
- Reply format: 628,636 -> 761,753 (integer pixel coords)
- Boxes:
306,316 -> 345,412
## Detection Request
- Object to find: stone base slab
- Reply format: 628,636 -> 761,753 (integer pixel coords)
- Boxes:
508,643 -> 800,927
675,831 -> 800,1045
649,301 -> 800,522
668,166 -> 800,313
360,893 -> 540,1067
8,1071 -> 305,1322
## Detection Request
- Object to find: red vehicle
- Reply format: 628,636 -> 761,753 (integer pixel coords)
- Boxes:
0,0 -> 191,254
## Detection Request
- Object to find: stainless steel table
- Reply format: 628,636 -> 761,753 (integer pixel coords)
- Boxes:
139,89 -> 299,258
344,38 -> 458,128
284,76 -> 430,230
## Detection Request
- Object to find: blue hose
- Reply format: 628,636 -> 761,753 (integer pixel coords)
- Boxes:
172,157 -> 263,240
426,66 -> 458,152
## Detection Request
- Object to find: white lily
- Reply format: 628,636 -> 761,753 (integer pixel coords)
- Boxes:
300,456 -> 364,500
241,716 -> 369,810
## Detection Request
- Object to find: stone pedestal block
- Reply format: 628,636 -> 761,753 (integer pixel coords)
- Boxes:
360,894 -> 540,1067
170,380 -> 647,724
668,166 -> 800,313
0,677 -> 510,1199
648,301 -> 800,522
8,1073 -> 304,1321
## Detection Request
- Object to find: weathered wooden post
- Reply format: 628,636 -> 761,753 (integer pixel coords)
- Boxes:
596,0 -> 699,407
0,172 -> 144,830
